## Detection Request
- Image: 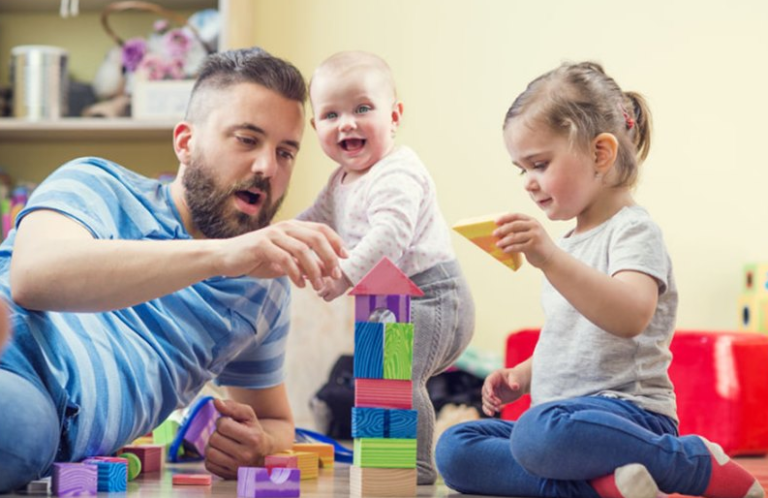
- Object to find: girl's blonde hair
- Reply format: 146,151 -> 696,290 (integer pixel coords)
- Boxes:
503,62 -> 652,188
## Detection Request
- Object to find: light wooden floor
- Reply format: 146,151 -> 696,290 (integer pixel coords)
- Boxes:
7,456 -> 767,498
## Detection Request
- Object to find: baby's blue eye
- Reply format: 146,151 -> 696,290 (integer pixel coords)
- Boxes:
325,112 -> 337,119
357,105 -> 372,114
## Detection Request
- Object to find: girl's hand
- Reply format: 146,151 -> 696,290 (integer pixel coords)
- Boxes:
493,213 -> 557,270
481,368 -> 526,416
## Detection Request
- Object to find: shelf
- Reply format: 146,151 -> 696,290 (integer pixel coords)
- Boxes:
0,0 -> 217,13
0,118 -> 177,141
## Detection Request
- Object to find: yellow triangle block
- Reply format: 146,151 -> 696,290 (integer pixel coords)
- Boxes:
453,215 -> 524,271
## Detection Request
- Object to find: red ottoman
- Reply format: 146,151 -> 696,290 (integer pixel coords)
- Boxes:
501,329 -> 768,456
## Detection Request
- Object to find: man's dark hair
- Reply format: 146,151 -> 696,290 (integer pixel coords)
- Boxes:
186,47 -> 306,122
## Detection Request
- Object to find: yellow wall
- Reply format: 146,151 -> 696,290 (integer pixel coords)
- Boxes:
229,1 -> 768,350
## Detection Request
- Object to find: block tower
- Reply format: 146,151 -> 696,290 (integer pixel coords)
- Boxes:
349,257 -> 421,497
738,263 -> 768,334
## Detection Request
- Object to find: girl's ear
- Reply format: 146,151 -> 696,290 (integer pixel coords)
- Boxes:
173,122 -> 193,164
593,132 -> 619,175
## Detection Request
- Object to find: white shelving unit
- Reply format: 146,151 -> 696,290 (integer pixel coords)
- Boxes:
0,0 -> 224,142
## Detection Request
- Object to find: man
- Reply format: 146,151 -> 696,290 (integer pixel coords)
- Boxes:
0,48 -> 346,492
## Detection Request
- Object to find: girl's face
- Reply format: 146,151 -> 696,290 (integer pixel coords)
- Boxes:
504,119 -> 605,228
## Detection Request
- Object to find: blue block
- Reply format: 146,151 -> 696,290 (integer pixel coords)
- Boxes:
351,407 -> 417,439
352,407 -> 385,438
389,409 -> 418,439
354,322 -> 384,379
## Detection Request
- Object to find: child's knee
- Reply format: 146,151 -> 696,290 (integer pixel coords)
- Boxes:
435,423 -> 475,486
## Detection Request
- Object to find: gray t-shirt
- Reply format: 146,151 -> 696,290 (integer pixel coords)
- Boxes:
530,205 -> 679,422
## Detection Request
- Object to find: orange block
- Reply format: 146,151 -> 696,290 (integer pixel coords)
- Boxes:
453,215 -> 523,271
292,442 -> 334,468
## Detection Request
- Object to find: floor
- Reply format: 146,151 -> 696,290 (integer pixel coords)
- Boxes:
7,455 -> 767,498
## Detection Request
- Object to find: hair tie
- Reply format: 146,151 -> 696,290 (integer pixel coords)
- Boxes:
618,103 -> 635,130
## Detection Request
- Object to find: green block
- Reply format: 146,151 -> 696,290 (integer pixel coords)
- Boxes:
384,323 -> 413,380
152,418 -> 180,446
353,438 -> 417,468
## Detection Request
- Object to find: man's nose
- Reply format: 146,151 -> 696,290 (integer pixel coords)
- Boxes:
251,151 -> 278,177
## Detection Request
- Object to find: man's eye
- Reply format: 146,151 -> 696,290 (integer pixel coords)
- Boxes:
237,136 -> 257,146
357,105 -> 371,114
278,150 -> 295,161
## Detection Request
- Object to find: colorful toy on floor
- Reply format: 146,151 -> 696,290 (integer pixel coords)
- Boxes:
51,462 -> 98,497
116,451 -> 142,480
291,442 -> 334,469
738,263 -> 768,335
21,477 -> 50,495
168,395 -> 220,462
81,458 -> 127,492
172,473 -> 212,486
502,328 -> 768,456
266,450 -> 318,480
237,467 -> 300,498
119,444 -> 163,474
348,257 -> 418,496
452,214 -> 524,271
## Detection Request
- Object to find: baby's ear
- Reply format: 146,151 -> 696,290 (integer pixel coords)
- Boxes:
391,102 -> 404,127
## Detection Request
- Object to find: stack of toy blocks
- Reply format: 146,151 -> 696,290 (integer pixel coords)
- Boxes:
349,257 -> 420,497
738,263 -> 768,334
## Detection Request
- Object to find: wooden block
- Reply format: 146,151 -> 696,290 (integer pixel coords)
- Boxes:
115,453 -> 141,480
152,418 -> 180,446
352,407 -> 385,438
291,442 -> 334,468
172,473 -> 212,486
237,467 -> 300,497
355,294 -> 412,323
353,438 -> 417,468
265,453 -> 299,470
453,215 -> 524,271
21,477 -> 50,495
81,459 -> 127,492
120,444 -> 163,473
354,322 -> 384,379
270,451 -> 318,480
383,323 -> 413,380
349,257 -> 425,297
350,466 -> 416,497
355,378 -> 412,409
51,462 -> 98,497
352,407 -> 417,439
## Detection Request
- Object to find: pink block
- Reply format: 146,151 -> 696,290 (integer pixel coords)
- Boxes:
355,378 -> 412,409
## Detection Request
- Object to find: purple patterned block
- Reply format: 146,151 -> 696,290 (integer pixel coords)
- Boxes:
237,467 -> 300,497
184,398 -> 220,456
51,463 -> 97,497
355,294 -> 411,323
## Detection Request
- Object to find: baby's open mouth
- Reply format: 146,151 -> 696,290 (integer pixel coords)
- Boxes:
340,138 -> 365,151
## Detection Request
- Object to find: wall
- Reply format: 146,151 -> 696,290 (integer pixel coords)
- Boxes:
227,1 -> 768,354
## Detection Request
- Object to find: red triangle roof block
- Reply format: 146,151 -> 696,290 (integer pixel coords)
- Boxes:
349,257 -> 425,297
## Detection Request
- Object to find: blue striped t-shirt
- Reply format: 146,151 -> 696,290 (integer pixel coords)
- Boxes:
0,157 -> 291,461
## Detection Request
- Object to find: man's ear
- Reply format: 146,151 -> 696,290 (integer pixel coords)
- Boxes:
173,122 -> 193,164
593,132 -> 618,175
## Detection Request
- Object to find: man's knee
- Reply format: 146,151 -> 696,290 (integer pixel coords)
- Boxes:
0,372 -> 59,492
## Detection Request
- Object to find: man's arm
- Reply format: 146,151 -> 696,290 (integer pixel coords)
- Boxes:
204,385 -> 294,479
10,210 -> 346,312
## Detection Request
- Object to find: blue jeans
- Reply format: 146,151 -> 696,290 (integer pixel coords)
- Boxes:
0,368 -> 61,493
435,396 -> 713,497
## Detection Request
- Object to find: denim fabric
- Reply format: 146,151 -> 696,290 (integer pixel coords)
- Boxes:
436,396 -> 712,497
0,369 -> 60,493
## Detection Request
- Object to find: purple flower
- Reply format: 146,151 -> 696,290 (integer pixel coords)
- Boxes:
122,37 -> 147,72
135,53 -> 167,80
162,28 -> 193,58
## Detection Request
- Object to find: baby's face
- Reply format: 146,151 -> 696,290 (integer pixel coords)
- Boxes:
310,67 -> 400,177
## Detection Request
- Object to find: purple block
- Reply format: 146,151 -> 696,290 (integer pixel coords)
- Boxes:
355,294 -> 410,323
51,463 -> 97,497
237,467 -> 300,498
184,399 -> 220,456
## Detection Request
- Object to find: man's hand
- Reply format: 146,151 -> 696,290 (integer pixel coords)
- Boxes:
217,220 -> 348,291
205,398 -> 273,479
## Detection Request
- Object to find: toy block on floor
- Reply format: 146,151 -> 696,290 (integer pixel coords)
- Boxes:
115,453 -> 141,480
180,397 -> 220,458
153,417 -> 180,447
383,323 -> 413,380
452,214 -> 524,271
237,467 -> 300,498
353,407 -> 417,439
120,444 -> 163,473
291,442 -> 334,468
269,450 -> 318,479
350,257 -> 424,323
172,473 -> 212,486
51,462 -> 98,497
354,378 -> 413,409
265,453 -> 299,471
81,459 -> 127,492
353,438 -> 417,468
354,322 -> 384,379
20,477 -> 50,495
350,466 -> 417,497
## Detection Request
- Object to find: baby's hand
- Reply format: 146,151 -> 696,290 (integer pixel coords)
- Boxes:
493,213 -> 556,269
317,273 -> 352,302
482,368 -> 525,416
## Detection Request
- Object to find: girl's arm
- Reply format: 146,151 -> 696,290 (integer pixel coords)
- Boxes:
495,213 -> 658,339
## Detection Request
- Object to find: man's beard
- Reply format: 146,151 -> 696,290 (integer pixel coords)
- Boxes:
182,155 -> 285,239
